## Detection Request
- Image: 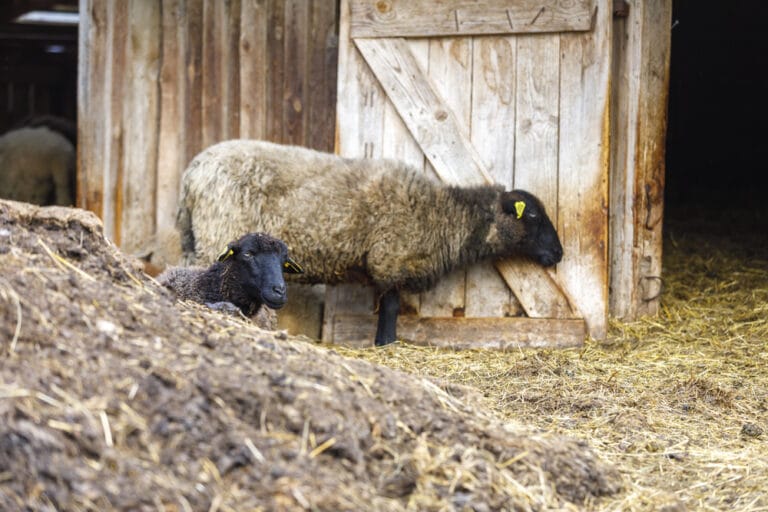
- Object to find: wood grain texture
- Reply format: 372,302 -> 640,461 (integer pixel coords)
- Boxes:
266,0 -> 286,143
350,0 -> 593,38
156,0 -> 184,256
466,35 -> 518,317
557,0 -> 611,338
239,0 -> 269,139
103,0 -> 128,242
77,0 -> 107,217
609,0 -> 671,319
308,0 -> 339,152
201,0 -> 220,147
354,37 -> 493,186
332,315 -> 586,349
120,0 -> 161,254
218,0 -> 241,140
353,34 -> 578,321
283,0 -> 308,144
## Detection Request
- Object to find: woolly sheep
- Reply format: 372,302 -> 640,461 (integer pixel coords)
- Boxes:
157,232 -> 303,329
177,140 -> 563,345
0,125 -> 75,206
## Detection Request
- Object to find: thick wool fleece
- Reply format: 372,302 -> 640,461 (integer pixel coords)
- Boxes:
0,126 -> 75,206
178,140 -> 554,293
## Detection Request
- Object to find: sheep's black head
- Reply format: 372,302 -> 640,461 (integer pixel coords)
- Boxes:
217,232 -> 303,310
496,190 -> 563,267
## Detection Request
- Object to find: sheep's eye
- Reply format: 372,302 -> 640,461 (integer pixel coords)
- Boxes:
527,212 -> 539,220
244,251 -> 254,258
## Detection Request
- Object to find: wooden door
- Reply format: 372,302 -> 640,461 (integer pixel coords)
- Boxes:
328,0 -> 610,348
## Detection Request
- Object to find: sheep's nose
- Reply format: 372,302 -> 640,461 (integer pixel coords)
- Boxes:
272,284 -> 286,296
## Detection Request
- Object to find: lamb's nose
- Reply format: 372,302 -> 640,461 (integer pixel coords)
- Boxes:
272,284 -> 286,296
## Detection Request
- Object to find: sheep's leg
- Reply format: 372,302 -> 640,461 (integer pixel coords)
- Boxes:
374,288 -> 399,346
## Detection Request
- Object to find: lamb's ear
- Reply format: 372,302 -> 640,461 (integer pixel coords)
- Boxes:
501,194 -> 526,219
217,244 -> 236,262
283,256 -> 304,274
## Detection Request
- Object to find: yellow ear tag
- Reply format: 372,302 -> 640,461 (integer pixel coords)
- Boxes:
283,257 -> 304,274
218,248 -> 234,262
514,201 -> 526,219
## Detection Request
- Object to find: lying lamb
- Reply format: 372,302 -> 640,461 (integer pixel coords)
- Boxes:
177,140 -> 563,345
157,232 -> 303,329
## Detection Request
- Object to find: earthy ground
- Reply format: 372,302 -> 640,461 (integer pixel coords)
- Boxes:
0,198 -> 620,511
2,199 -> 766,511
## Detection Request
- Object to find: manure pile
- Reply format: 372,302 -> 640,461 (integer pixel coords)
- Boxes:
0,198 -> 619,510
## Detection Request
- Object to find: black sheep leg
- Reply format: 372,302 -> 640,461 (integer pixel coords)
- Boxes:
374,288 -> 400,346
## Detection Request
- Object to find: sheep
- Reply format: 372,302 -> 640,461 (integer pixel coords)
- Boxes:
177,139 -> 563,345
157,232 -> 303,329
0,124 -> 75,206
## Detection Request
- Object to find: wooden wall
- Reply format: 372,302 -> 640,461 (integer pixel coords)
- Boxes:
609,0 -> 672,319
78,0 -> 339,260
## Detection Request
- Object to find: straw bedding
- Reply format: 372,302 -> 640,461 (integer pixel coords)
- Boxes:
345,208 -> 768,511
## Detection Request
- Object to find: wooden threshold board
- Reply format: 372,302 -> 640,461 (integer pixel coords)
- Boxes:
330,315 -> 586,349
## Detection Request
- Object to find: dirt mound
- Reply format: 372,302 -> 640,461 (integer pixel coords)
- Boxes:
0,199 -> 620,511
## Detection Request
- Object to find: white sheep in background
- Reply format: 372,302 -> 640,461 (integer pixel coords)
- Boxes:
0,125 -> 75,206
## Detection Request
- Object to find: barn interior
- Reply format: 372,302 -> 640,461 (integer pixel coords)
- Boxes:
0,1 -> 78,135
665,1 -> 768,233
2,2 -> 767,510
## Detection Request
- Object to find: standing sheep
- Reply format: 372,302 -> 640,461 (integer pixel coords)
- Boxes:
0,125 -> 75,206
177,140 -> 563,345
157,232 -> 303,329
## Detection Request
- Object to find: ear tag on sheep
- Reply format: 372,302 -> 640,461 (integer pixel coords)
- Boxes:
218,248 -> 234,262
514,201 -> 526,219
283,258 -> 304,274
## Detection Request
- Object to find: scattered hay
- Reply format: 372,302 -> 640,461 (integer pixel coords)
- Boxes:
343,211 -> 768,511
0,198 -> 619,511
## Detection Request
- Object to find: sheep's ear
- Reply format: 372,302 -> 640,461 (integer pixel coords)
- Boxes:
283,257 -> 304,274
514,201 -> 526,219
217,246 -> 235,262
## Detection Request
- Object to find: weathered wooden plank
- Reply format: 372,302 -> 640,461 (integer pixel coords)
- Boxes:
77,0 -> 107,217
239,0 -> 269,139
354,35 -> 577,319
266,0 -> 285,143
283,0 -> 309,144
466,35 -> 518,317
120,0 -> 161,254
156,0 -> 184,261
307,0 -> 339,151
103,0 -> 127,243
610,0 -> 671,319
182,0 -> 204,166
322,285 -> 376,342
350,0 -> 594,38
495,259 -> 578,318
354,37 -> 492,186
332,315 -> 586,349
514,34 -> 560,209
218,0 -> 241,140
419,37 -> 473,317
201,0 -> 220,147
558,0 -> 611,338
